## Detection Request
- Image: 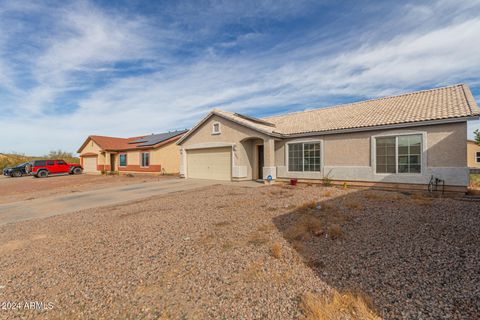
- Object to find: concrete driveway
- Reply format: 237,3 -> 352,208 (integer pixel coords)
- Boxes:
0,178 -> 260,226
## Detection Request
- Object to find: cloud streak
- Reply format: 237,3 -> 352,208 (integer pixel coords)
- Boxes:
0,0 -> 479,154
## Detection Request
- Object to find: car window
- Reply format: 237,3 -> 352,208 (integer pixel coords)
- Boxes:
57,160 -> 66,165
47,160 -> 54,166
34,160 -> 46,166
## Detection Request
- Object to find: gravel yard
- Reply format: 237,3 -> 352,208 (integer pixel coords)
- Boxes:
0,174 -> 174,204
0,184 -> 478,319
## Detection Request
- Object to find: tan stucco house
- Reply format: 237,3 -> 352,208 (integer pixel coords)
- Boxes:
467,140 -> 480,168
177,84 -> 480,192
78,130 -> 187,174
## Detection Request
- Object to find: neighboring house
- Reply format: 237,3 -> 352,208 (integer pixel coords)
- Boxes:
467,140 -> 480,168
177,84 -> 480,192
77,130 -> 187,174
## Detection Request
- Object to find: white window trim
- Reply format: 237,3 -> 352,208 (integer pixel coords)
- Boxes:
119,153 -> 127,167
212,122 -> 221,135
140,152 -> 150,168
371,131 -> 427,176
285,139 -> 323,173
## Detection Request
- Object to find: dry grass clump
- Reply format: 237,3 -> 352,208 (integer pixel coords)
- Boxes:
327,224 -> 343,240
297,200 -> 319,212
300,290 -> 380,320
271,242 -> 282,259
411,193 -> 433,205
364,192 -> 381,200
322,191 -> 333,197
243,261 -> 264,281
345,201 -> 364,211
284,215 -> 323,240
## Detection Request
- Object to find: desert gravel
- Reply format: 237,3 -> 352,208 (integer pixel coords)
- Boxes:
0,184 -> 478,319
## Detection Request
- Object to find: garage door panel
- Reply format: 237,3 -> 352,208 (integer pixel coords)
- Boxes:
82,157 -> 97,173
187,147 -> 231,181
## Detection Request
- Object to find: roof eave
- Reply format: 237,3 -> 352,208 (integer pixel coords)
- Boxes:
284,116 -> 479,138
177,111 -> 281,145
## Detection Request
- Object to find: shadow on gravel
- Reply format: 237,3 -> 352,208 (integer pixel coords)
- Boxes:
273,188 -> 480,319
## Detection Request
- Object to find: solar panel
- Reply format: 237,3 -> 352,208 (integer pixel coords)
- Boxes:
129,130 -> 188,147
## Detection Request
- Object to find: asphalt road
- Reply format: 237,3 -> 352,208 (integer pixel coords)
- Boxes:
0,179 -> 260,226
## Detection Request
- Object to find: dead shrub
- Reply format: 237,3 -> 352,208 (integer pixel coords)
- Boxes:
297,201 -> 318,212
300,290 -> 380,320
271,242 -> 282,259
345,201 -> 364,211
243,261 -> 264,281
327,224 -> 343,240
364,192 -> 381,200
284,215 -> 323,241
322,190 -> 332,198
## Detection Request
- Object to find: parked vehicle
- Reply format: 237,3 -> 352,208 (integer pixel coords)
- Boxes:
2,162 -> 32,177
31,160 -> 83,178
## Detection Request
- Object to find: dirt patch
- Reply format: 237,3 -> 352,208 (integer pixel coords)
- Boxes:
0,174 -> 175,204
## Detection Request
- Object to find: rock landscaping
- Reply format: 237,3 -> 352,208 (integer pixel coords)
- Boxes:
0,184 -> 478,319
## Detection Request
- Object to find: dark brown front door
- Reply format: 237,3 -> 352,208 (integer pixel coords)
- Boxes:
110,154 -> 116,172
258,145 -> 264,179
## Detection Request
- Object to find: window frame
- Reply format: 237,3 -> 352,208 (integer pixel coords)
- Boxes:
140,152 -> 150,168
373,133 -> 424,175
119,153 -> 127,167
212,122 -> 221,135
476,151 -> 480,163
286,141 -> 322,173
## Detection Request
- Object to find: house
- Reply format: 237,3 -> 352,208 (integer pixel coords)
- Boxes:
467,140 -> 480,168
177,84 -> 480,192
77,130 -> 187,174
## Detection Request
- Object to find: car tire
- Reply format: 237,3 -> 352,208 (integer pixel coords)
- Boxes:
37,170 -> 49,178
73,167 -> 82,175
13,171 -> 22,177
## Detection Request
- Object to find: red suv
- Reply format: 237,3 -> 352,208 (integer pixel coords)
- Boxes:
31,160 -> 83,178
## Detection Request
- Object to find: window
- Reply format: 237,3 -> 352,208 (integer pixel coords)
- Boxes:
288,142 -> 321,172
141,152 -> 150,167
212,122 -> 221,134
57,160 -> 66,165
119,154 -> 127,167
47,160 -> 54,166
476,152 -> 480,163
375,134 -> 422,174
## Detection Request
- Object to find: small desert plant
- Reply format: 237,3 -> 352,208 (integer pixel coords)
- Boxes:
300,291 -> 380,320
297,201 -> 318,212
271,242 -> 282,259
322,169 -> 333,186
322,190 -> 332,197
411,193 -> 433,205
248,232 -> 269,246
327,224 -> 343,240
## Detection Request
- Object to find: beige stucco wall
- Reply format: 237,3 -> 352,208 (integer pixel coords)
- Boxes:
151,141 -> 181,173
79,139 -> 105,166
274,122 -> 467,168
180,115 -> 269,180
467,141 -> 480,168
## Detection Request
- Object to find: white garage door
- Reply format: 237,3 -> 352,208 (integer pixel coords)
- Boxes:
82,157 -> 98,173
187,147 -> 231,181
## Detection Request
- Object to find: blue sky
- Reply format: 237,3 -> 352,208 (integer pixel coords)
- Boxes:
0,0 -> 479,155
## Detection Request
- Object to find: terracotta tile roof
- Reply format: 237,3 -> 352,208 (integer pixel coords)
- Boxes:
212,84 -> 479,136
78,130 -> 186,153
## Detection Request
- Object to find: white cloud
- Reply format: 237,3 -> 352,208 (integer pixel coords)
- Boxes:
0,0 -> 479,154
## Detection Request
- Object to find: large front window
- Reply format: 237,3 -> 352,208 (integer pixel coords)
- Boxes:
376,134 -> 422,174
141,152 -> 150,167
288,142 -> 321,172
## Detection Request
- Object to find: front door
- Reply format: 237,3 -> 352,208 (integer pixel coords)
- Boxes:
258,145 -> 264,180
110,154 -> 116,172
